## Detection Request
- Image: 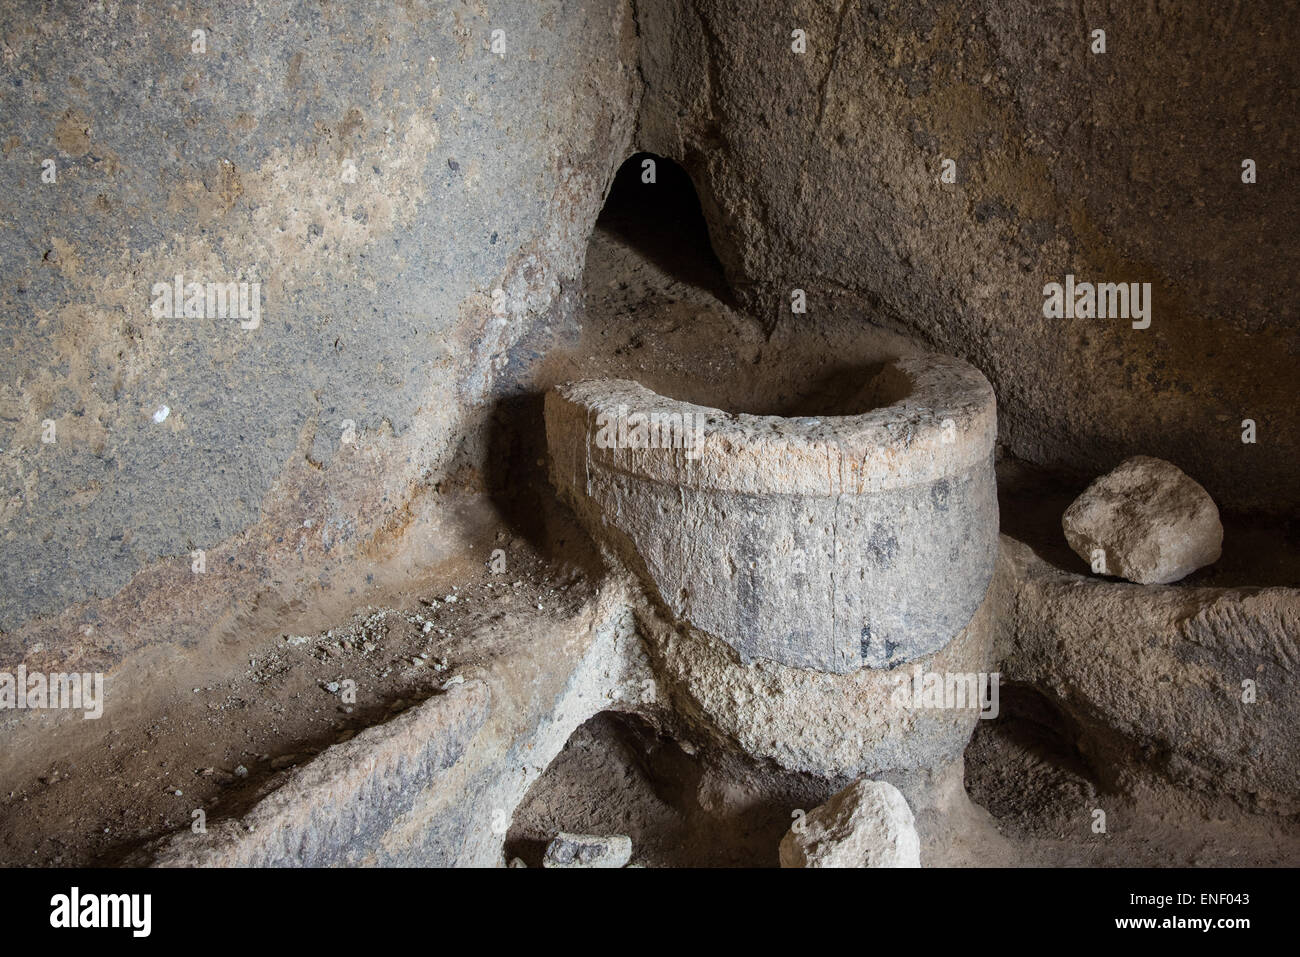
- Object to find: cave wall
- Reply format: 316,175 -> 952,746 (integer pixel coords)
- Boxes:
0,0 -> 638,661
638,0 -> 1299,513
2,0 -> 1295,667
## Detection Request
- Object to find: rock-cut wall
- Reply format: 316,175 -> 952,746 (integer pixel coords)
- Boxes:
0,0 -> 638,660
638,0 -> 1299,513
2,0 -> 1296,667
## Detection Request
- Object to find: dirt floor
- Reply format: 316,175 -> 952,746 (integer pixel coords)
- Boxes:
0,498 -> 600,866
505,699 -> 1300,868
1,157 -> 1295,868
505,712 -> 832,868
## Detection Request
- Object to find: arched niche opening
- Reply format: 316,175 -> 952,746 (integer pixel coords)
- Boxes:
591,151 -> 728,297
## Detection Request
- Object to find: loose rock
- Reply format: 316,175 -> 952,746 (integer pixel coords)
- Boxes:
1062,456 -> 1223,584
542,832 -> 632,869
779,778 -> 921,868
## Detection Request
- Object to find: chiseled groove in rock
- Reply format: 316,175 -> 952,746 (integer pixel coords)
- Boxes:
141,680 -> 491,868
132,575 -> 655,868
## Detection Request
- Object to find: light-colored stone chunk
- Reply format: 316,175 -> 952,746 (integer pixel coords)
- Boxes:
1063,456 -> 1222,584
779,778 -> 921,868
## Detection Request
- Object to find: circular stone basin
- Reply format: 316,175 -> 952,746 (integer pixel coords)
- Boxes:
544,353 -> 998,674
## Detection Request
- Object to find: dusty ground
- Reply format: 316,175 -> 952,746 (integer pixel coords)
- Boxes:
506,691 -> 1300,868
505,712 -> 829,868
2,155 -> 1294,867
0,495 -> 601,866
963,698 -> 1300,867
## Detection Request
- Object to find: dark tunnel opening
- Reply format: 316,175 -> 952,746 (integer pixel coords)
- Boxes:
594,151 -> 729,299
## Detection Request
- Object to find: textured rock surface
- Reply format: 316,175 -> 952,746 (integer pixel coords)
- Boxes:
6,0 -> 1294,688
779,777 -> 921,868
880,758 -> 1013,867
1,0 -> 1294,872
135,575 -> 655,867
639,557 -> 998,777
120,533 -> 1298,866
546,354 -> 999,671
638,0 -> 1299,514
997,536 -> 1300,811
0,0 -> 638,657
1062,456 -> 1223,584
543,832 -> 633,868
